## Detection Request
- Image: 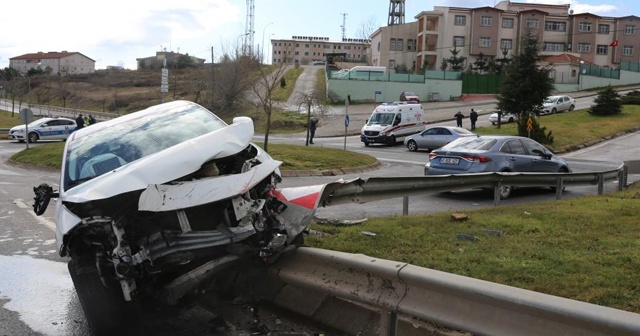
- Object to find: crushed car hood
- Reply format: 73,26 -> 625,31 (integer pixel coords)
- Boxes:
61,117 -> 276,203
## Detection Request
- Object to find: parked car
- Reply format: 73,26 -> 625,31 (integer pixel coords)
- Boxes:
31,100 -> 320,335
540,95 -> 576,115
8,117 -> 76,143
424,135 -> 571,199
404,126 -> 475,152
488,110 -> 517,125
400,91 -> 420,103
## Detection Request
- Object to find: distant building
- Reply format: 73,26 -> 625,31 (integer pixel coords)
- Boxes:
136,51 -> 206,69
370,22 -> 419,72
271,36 -> 371,65
9,51 -> 95,75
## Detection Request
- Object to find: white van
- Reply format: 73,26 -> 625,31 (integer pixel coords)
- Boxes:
360,102 -> 426,146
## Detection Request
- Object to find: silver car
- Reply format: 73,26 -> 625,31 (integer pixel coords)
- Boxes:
425,135 -> 571,198
540,95 -> 576,115
404,126 -> 475,151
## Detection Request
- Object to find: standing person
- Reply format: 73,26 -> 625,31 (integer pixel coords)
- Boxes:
75,114 -> 85,130
89,114 -> 96,125
454,111 -> 464,128
469,108 -> 478,130
309,117 -> 318,144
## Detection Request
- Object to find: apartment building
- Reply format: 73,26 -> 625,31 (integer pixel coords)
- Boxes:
374,1 -> 640,73
370,21 -> 418,71
271,36 -> 370,65
9,51 -> 95,75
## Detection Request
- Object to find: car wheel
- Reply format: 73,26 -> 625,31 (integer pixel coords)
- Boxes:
508,117 -> 514,123
569,105 -> 575,111
364,142 -> 370,147
492,122 -> 497,125
388,135 -> 396,146
68,259 -> 138,336
499,185 -> 512,199
407,140 -> 418,151
28,132 -> 39,143
551,108 -> 557,114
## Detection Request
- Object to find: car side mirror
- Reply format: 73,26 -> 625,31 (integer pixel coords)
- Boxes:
532,149 -> 552,159
33,183 -> 59,216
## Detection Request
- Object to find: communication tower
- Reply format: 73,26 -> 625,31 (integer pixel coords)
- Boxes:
245,0 -> 255,55
340,13 -> 347,40
388,0 -> 405,25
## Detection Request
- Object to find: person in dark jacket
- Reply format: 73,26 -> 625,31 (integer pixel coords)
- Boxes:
469,108 -> 478,130
309,117 -> 318,144
454,111 -> 464,128
75,114 -> 85,130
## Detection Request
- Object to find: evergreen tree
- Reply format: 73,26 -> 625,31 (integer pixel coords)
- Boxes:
497,31 -> 555,144
446,45 -> 466,71
589,85 -> 622,116
472,53 -> 489,74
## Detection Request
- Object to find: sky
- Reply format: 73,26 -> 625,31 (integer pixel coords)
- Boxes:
0,0 -> 634,70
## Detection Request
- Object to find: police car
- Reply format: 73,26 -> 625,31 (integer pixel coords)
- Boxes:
8,117 -> 77,143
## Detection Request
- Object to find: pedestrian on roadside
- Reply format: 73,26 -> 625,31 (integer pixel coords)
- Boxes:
308,117 -> 318,144
89,114 -> 96,125
469,108 -> 478,130
454,111 -> 464,128
75,114 -> 85,130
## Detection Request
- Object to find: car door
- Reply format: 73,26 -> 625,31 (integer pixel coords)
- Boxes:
58,119 -> 76,139
499,139 -> 534,172
521,138 -> 559,172
37,120 -> 58,140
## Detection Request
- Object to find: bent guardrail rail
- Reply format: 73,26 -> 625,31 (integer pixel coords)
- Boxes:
269,247 -> 640,336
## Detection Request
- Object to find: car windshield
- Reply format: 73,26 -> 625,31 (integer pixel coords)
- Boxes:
367,112 -> 395,125
64,103 -> 227,190
544,97 -> 558,104
26,119 -> 48,127
404,92 -> 416,96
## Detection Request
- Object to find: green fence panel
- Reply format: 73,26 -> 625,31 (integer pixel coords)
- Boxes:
461,74 -> 504,94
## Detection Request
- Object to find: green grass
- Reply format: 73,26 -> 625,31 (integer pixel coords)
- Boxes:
272,66 -> 304,102
307,185 -> 640,313
475,105 -> 640,152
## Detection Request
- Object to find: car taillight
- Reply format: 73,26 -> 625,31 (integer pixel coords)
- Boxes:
462,154 -> 491,163
428,153 -> 438,159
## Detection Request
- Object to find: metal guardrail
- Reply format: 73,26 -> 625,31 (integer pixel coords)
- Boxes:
318,162 -> 627,210
271,247 -> 640,336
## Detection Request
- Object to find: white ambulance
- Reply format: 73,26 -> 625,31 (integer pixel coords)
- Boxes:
360,102 -> 426,146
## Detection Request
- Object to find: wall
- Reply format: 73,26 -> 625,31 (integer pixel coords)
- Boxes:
327,78 -> 462,103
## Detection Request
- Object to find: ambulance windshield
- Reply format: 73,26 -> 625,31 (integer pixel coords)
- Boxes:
368,112 -> 395,126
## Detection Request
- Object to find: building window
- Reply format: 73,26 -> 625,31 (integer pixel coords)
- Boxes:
500,39 -> 512,50
625,25 -> 636,35
454,36 -> 465,47
596,44 -> 608,55
454,15 -> 466,26
578,22 -> 592,32
407,39 -> 414,51
479,37 -> 491,48
305,44 -> 309,48
543,42 -> 565,52
295,51 -> 299,55
577,42 -> 590,53
526,19 -> 539,29
390,38 -> 396,51
295,43 -> 300,47
623,46 -> 634,56
304,52 -> 309,56
396,39 -> 403,51
502,18 -> 514,28
598,24 -> 610,34
545,21 -> 566,31
377,42 -> 380,51
389,60 -> 396,68
481,16 -> 492,26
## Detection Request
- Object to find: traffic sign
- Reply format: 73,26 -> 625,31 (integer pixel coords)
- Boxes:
160,84 -> 169,93
161,68 -> 169,77
20,108 -> 33,124
527,117 -> 533,131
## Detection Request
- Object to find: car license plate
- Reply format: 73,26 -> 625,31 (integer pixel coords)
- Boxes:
440,158 -> 459,165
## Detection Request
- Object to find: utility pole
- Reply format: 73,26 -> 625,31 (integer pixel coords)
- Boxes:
211,46 -> 215,101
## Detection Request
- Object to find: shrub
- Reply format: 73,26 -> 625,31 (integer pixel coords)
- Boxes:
589,86 -> 622,116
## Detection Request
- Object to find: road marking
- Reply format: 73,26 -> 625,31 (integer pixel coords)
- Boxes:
14,199 -> 56,231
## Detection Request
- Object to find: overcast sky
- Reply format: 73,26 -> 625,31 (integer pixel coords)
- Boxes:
0,0 -> 632,70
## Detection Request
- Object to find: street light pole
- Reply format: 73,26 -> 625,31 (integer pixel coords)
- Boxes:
262,22 -> 274,64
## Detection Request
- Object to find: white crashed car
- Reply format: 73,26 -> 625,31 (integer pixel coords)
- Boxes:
32,100 -> 325,335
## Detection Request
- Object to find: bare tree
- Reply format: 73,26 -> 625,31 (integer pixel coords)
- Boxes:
211,43 -> 257,111
250,61 -> 290,152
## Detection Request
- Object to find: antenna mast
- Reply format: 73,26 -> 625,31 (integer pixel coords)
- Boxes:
340,13 -> 347,40
245,0 -> 255,55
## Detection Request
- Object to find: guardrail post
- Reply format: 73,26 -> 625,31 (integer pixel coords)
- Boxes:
556,178 -> 564,200
619,166 -> 628,190
402,197 -> 408,216
493,183 -> 501,206
378,309 -> 398,336
597,174 -> 604,195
